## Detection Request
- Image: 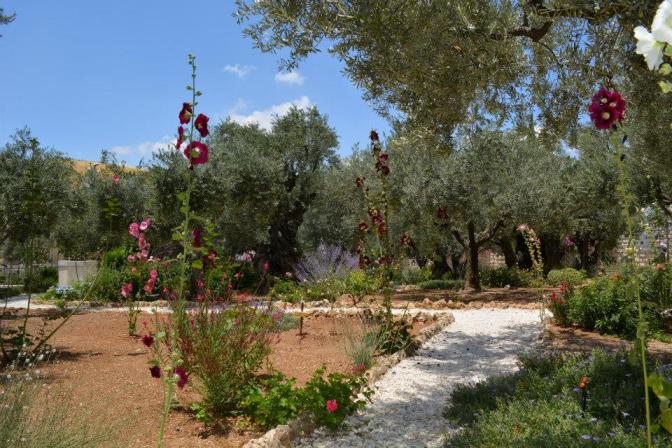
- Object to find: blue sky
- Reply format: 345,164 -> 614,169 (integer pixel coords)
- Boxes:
0,1 -> 389,164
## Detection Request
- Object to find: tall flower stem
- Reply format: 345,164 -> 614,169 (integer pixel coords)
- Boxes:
613,135 -> 652,447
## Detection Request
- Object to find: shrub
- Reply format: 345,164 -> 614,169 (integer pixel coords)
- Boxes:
640,263 -> 672,307
268,279 -> 303,303
101,246 -> 128,270
177,302 -> 276,415
343,318 -> 381,369
294,244 -> 358,284
239,372 -> 303,429
445,350 -> 669,447
302,277 -> 345,303
481,267 -> 531,288
83,266 -> 125,302
547,268 -> 587,288
23,266 -> 58,293
343,270 -> 379,305
417,279 -> 464,290
548,290 -> 570,326
399,262 -> 431,285
376,317 -> 412,354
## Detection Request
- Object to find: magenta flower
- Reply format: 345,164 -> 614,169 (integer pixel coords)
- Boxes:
179,102 -> 192,124
127,254 -> 136,263
139,218 -> 152,231
149,365 -> 161,379
184,141 -> 209,165
120,282 -> 134,299
195,113 -> 209,138
142,334 -> 154,348
352,363 -> 366,375
128,222 -> 140,239
112,175 -> 121,184
149,269 -> 158,279
326,399 -> 338,413
588,87 -> 626,129
192,228 -> 202,248
176,126 -> 184,150
138,235 -> 148,250
174,367 -> 189,389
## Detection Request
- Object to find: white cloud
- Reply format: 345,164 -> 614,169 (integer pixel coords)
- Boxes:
222,64 -> 255,78
110,135 -> 173,158
228,96 -> 312,130
275,70 -> 305,85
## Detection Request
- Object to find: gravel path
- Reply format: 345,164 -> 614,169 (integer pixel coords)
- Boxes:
296,308 -> 543,448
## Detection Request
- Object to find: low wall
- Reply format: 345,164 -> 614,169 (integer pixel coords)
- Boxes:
58,260 -> 98,286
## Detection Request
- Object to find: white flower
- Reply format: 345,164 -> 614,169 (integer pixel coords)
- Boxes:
634,26 -> 664,70
652,0 -> 672,45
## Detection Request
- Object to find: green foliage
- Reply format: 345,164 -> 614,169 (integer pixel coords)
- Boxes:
177,303 -> 276,415
343,270 -> 379,305
376,317 -> 412,355
269,279 -> 303,303
566,276 -> 662,339
83,266 -> 125,302
343,319 -> 381,369
640,264 -> 672,307
417,279 -> 464,290
301,366 -> 373,431
399,262 -> 432,285
239,372 -> 303,429
445,350 -> 670,447
23,266 -> 58,293
102,246 -> 128,270
481,267 -> 531,288
547,268 -> 587,288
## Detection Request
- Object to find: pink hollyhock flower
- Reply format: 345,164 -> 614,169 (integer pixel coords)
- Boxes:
120,282 -> 134,299
588,87 -> 626,129
192,228 -> 202,248
234,272 -> 243,280
139,218 -> 152,231
179,102 -> 192,124
195,113 -> 209,137
196,279 -> 204,289
195,292 -> 205,302
142,334 -> 154,348
174,367 -> 189,389
263,261 -> 270,272
140,249 -> 149,260
326,399 -> 338,413
131,267 -> 138,274
378,153 -> 389,162
176,126 -> 184,150
184,141 -> 209,165
208,250 -> 217,262
352,363 -> 366,375
150,365 -> 161,379
371,214 -> 383,226
149,269 -> 158,279
138,235 -> 148,250
112,175 -> 121,184
400,233 -> 412,246
128,222 -> 140,239
127,254 -> 136,263
228,282 -> 233,290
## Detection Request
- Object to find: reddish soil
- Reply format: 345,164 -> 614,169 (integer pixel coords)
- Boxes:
5,311 -> 425,448
545,323 -> 672,361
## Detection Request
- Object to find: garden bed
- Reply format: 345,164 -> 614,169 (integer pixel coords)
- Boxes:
8,310 -> 433,447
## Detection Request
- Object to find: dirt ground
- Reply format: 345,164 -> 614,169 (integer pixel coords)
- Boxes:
4,311 -> 425,448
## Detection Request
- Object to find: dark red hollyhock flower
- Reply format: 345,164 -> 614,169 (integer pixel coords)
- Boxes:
380,165 -> 390,176
367,208 -> 377,217
192,227 -> 202,248
142,334 -> 154,348
354,241 -> 362,254
377,223 -> 387,236
400,233 -> 412,246
437,208 -> 448,220
184,141 -> 209,165
195,113 -> 209,137
355,177 -> 365,188
359,255 -> 371,267
176,126 -> 184,150
150,365 -> 161,379
371,213 -> 383,226
174,367 -> 189,389
179,102 -> 192,124
358,221 -> 369,232
378,255 -> 390,265
588,87 -> 626,130
378,153 -> 389,162
369,130 -> 379,141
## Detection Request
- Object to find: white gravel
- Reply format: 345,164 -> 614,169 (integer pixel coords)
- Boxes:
295,308 -> 543,448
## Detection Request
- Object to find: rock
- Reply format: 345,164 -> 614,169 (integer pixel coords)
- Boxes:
421,298 -> 432,308
274,425 -> 292,446
432,299 -> 447,309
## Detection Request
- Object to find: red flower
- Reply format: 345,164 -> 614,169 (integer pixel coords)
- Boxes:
263,261 -> 270,272
355,177 -> 365,188
195,114 -> 209,137
371,214 -> 383,226
359,255 -> 371,267
120,282 -> 134,299
142,334 -> 154,348
174,367 -> 189,389
192,228 -> 202,248
400,234 -> 412,246
149,365 -> 161,379
326,399 -> 338,413
358,221 -> 369,232
179,102 -> 192,124
352,363 -> 366,375
437,208 -> 448,221
588,87 -> 626,129
184,141 -> 209,165
112,175 -> 121,184
369,130 -> 379,142
378,153 -> 389,162
377,222 -> 387,236
176,126 -> 184,150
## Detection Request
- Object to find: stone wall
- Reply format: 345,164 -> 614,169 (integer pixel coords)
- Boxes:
58,260 -> 98,286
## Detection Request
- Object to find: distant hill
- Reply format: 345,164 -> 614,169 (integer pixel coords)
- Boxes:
70,159 -> 139,174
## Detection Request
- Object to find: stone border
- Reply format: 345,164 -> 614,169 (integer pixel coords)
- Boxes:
242,312 -> 455,448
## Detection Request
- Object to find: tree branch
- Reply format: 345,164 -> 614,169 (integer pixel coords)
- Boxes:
476,219 -> 505,246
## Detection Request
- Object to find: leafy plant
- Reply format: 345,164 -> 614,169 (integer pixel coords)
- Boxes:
547,268 -> 588,288
376,315 -> 412,355
343,269 -> 379,305
343,318 -> 381,369
417,279 -> 464,290
268,279 -> 303,303
239,372 -> 303,429
481,267 -> 531,288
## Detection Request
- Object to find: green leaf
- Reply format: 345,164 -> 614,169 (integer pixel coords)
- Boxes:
665,44 -> 672,57
191,259 -> 203,270
661,407 -> 672,434
661,63 -> 672,75
659,80 -> 672,94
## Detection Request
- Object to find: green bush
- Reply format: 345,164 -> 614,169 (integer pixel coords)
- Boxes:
445,350 -> 669,447
481,267 -> 531,288
343,270 -> 379,305
640,263 -> 672,307
84,266 -> 125,302
239,372 -> 303,429
417,279 -> 464,290
23,266 -> 58,293
565,275 -> 662,338
343,318 -> 381,368
101,246 -> 128,270
547,267 -> 587,288
269,279 -> 303,303
399,263 -> 432,285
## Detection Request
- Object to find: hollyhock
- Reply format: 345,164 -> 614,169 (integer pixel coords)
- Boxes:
131,267 -> 138,274
179,102 -> 192,124
129,222 -> 141,239
174,367 -> 189,389
208,250 -> 217,262
358,221 -> 369,232
634,26 -> 664,71
195,113 -> 209,137
112,175 -> 121,184
377,222 -> 387,236
150,365 -> 161,379
192,228 -> 202,248
369,130 -> 379,141
176,126 -> 185,149
652,0 -> 672,45
263,261 -> 270,272
142,334 -> 154,348
234,272 -> 243,280
359,255 -> 371,267
184,141 -> 209,165
120,282 -> 134,299
138,235 -> 148,250
326,399 -> 338,413
355,177 -> 365,188
564,235 -> 575,248
378,153 -> 389,162
400,233 -> 412,246
354,241 -> 362,254
588,87 -> 626,129
140,218 -> 152,231
371,213 -> 383,226
127,254 -> 136,263
352,363 -> 366,375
